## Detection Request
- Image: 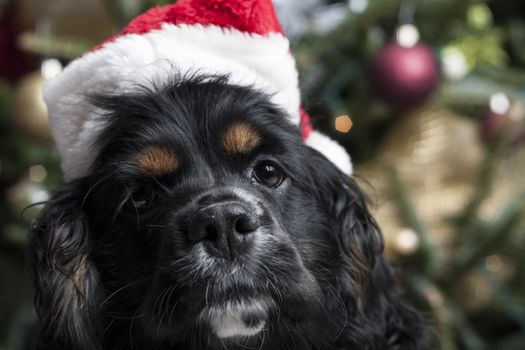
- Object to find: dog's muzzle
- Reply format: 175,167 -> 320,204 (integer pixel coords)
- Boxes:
185,187 -> 265,262
187,200 -> 260,260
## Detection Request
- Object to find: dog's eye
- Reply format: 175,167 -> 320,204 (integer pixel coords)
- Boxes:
252,161 -> 284,188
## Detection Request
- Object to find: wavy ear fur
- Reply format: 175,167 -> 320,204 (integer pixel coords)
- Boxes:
305,146 -> 425,349
31,180 -> 102,349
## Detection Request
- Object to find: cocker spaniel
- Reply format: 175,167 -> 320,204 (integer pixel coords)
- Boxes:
31,75 -> 424,349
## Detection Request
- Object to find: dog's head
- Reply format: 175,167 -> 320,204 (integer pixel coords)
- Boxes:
32,76 -> 423,349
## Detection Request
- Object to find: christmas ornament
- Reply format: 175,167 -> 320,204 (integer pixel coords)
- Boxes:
44,0 -> 351,180
371,0 -> 440,109
371,28 -> 440,109
12,70 -> 50,140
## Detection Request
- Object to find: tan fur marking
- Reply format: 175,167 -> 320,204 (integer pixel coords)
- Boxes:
222,123 -> 262,154
72,255 -> 88,297
137,146 -> 180,175
344,241 -> 371,312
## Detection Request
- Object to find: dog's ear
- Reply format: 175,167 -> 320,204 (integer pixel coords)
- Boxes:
31,180 -> 102,349
305,147 -> 425,348
304,147 -> 383,303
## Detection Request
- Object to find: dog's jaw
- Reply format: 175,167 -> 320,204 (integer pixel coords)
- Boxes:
200,299 -> 271,339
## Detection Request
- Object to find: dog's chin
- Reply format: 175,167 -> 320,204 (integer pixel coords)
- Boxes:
200,298 -> 271,339
143,288 -> 276,342
193,257 -> 275,340
143,259 -> 321,342
140,227 -> 324,342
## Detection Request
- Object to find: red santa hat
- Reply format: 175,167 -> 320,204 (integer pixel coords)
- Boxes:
44,0 -> 352,180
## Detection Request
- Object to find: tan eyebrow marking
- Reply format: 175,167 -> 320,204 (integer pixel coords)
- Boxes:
136,146 -> 180,176
222,122 -> 262,154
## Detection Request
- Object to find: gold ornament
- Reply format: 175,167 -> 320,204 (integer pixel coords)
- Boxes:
12,71 -> 50,140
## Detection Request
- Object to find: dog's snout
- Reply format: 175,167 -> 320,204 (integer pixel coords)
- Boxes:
188,202 -> 259,260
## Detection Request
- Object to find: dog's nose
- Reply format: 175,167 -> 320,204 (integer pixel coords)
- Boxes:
187,202 -> 259,260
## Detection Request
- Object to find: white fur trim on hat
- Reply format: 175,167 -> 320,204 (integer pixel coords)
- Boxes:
44,24 -> 300,180
305,130 -> 353,175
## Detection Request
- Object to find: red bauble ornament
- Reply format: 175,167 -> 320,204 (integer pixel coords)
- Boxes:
371,41 -> 440,110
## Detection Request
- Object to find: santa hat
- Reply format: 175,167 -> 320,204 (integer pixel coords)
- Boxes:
44,0 -> 352,180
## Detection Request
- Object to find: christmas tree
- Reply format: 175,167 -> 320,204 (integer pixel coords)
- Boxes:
1,0 -> 524,349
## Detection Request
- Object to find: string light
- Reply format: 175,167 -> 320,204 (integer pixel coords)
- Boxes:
394,228 -> 419,255
396,23 -> 420,48
29,165 -> 47,183
442,46 -> 469,80
485,255 -> 503,273
348,0 -> 368,14
489,93 -> 510,115
335,115 -> 353,133
31,189 -> 50,203
41,58 -> 63,80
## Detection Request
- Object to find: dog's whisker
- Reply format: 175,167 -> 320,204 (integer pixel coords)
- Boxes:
308,264 -> 349,339
97,279 -> 149,313
80,171 -> 118,209
159,286 -> 177,325
257,327 -> 266,350
151,288 -> 169,327
101,316 -> 118,340
167,298 -> 180,325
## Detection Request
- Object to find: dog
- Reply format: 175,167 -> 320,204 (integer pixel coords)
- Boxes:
31,75 -> 425,349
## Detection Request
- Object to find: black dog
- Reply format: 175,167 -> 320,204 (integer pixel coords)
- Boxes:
31,75 -> 424,349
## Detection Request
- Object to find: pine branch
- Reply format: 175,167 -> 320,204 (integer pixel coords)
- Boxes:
478,66 -> 525,86
18,32 -> 90,59
409,277 -> 457,350
450,191 -> 525,281
457,145 -> 497,235
389,166 -> 440,276
481,267 -> 525,329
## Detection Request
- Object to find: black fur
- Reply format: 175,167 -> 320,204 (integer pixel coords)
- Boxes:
31,75 -> 424,349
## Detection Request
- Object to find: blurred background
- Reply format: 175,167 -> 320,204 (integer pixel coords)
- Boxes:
0,0 -> 524,349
